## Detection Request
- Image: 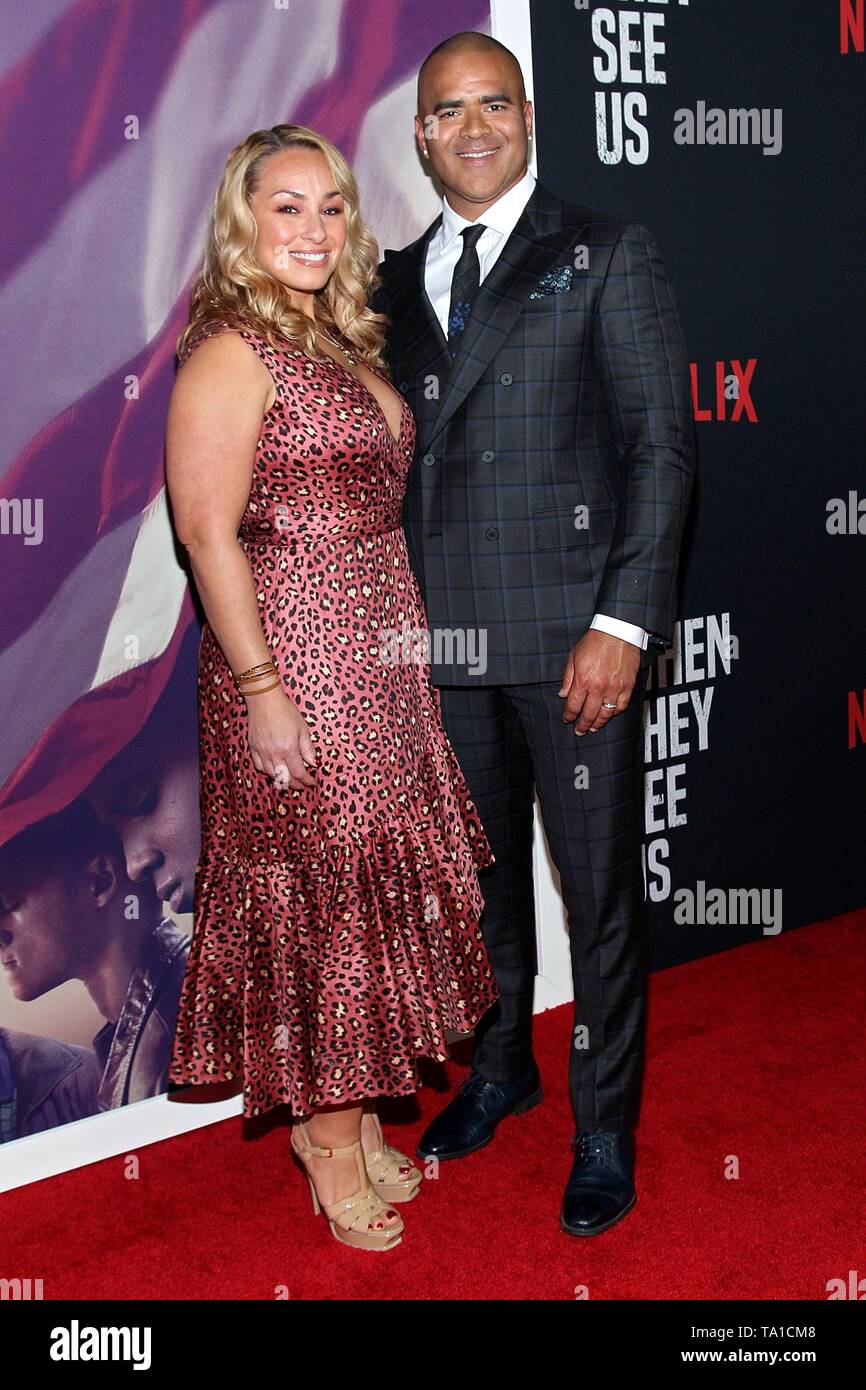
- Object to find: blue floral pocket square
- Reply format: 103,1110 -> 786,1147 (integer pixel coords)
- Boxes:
528,264 -> 574,299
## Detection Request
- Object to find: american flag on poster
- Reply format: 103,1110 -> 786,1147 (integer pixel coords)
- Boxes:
0,0 -> 487,846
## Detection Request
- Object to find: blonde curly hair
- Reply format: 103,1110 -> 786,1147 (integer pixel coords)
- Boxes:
177,124 -> 388,372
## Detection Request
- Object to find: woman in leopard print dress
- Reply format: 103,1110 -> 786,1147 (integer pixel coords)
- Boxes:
165,126 -> 499,1250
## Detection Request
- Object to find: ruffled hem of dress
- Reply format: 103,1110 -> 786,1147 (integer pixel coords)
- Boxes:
168,819 -> 499,1119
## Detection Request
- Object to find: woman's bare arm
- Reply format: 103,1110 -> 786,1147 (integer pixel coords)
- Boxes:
166,333 -> 316,788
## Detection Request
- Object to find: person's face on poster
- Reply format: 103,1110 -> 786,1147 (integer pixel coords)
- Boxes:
415,46 -> 533,219
88,751 -> 200,915
0,862 -> 110,1001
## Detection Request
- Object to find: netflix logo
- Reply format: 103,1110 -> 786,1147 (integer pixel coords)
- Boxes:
690,359 -> 758,422
849,690 -> 866,749
841,0 -> 864,53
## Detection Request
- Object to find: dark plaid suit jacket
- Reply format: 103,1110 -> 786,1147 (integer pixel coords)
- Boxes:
374,180 -> 696,686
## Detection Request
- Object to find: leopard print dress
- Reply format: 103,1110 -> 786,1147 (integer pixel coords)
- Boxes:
167,320 -> 499,1119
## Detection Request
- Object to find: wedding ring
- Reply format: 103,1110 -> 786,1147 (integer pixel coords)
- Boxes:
602,701 -> 617,709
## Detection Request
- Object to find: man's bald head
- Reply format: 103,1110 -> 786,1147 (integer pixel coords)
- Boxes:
417,31 -> 526,114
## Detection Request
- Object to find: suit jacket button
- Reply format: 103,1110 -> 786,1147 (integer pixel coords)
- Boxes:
399,382 -> 409,393
499,372 -> 513,386
422,453 -> 436,466
482,449 -> 495,463
485,526 -> 499,541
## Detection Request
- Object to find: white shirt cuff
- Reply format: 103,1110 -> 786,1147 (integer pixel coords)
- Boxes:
590,613 -> 649,650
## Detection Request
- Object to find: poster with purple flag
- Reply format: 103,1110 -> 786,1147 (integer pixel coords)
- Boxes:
0,0 -> 489,1167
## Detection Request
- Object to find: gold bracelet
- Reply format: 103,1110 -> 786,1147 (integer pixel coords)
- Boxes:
235,670 -> 277,689
238,677 -> 281,695
234,664 -> 277,690
234,659 -> 276,681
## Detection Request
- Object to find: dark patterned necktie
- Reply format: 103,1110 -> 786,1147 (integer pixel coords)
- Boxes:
447,223 -> 486,352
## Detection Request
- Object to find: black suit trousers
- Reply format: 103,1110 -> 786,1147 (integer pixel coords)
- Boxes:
436,657 -> 650,1132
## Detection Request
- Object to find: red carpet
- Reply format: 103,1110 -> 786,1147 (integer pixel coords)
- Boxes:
3,909 -> 864,1300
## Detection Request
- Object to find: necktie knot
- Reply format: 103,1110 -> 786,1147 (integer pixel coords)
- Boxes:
461,222 -> 486,250
448,223 -> 487,350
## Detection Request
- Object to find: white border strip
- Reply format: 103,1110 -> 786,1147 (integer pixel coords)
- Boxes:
0,1089 -> 243,1192
491,0 -> 538,173
493,0 -> 572,1005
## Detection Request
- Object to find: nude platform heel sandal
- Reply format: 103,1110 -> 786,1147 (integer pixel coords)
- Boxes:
364,1112 -> 423,1203
291,1121 -> 404,1251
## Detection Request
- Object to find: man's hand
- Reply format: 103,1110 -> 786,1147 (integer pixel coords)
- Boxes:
558,630 -> 641,735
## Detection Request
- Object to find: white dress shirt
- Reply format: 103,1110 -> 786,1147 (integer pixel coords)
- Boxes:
423,169 -> 650,653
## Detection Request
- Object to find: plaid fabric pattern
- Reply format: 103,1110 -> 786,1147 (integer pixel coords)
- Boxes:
374,181 -> 696,687
436,669 -> 650,1130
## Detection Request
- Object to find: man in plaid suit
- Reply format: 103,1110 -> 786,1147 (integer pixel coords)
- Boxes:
373,31 -> 695,1235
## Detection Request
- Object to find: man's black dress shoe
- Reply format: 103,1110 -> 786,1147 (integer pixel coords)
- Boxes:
560,1127 -> 636,1236
416,1066 -> 543,1161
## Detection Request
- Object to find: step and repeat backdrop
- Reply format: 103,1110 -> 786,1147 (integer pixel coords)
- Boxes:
529,0 -> 865,987
0,0 -> 862,1176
